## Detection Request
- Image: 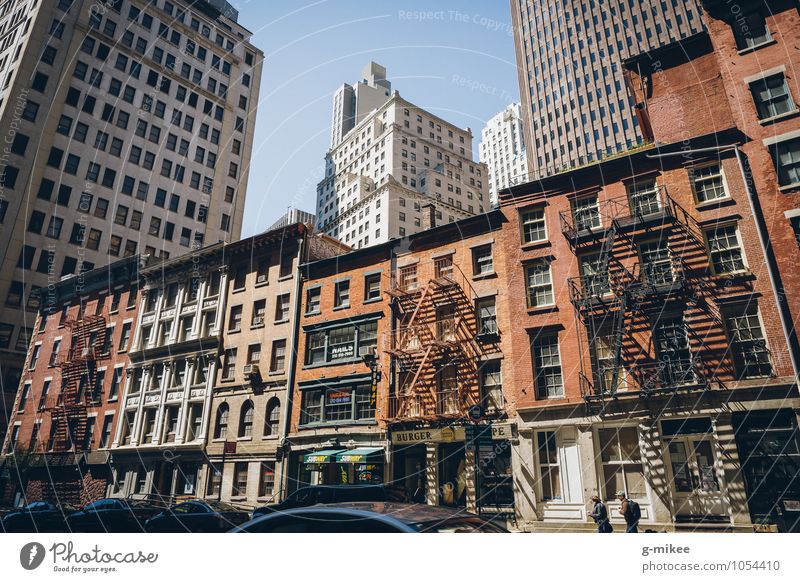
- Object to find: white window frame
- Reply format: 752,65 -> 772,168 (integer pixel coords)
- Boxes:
703,222 -> 748,276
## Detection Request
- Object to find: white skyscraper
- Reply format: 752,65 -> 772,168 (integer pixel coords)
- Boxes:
330,61 -> 392,148
479,103 -> 529,201
318,64 -> 491,248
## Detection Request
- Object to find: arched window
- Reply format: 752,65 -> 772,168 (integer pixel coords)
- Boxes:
214,403 -> 229,439
264,398 -> 280,437
239,400 -> 254,438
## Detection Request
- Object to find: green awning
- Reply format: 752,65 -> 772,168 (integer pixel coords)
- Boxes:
335,447 -> 385,464
303,449 -> 346,464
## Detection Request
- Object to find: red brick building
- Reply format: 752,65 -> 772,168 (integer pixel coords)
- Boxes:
0,256 -> 143,506
496,0 -> 800,532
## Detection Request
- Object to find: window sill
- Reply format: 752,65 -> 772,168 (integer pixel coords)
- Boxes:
520,240 -> 551,252
250,324 -> 265,330
255,281 -> 269,288
299,419 -> 377,429
526,304 -> 558,315
710,269 -> 754,282
277,275 -> 293,282
305,310 -> 321,317
694,197 -> 735,211
230,496 -> 246,502
262,435 -> 279,441
737,38 -> 776,56
268,370 -> 284,377
758,109 -> 800,126
472,272 -> 497,281
232,287 -> 246,294
302,357 -> 364,370
236,437 -> 253,442
332,305 -> 350,312
363,297 -> 383,305
220,377 -> 236,383
779,182 -> 800,193
228,329 -> 241,335
275,319 -> 289,325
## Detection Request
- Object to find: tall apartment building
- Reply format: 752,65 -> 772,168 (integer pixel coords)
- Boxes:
509,0 -> 704,179
0,0 -> 264,440
479,103 -> 528,202
268,207 -> 315,231
317,64 -> 491,249
330,61 -> 391,148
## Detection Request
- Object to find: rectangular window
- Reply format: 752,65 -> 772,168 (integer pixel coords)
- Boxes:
639,239 -> 673,285
750,73 -> 795,120
334,280 -> 350,308
705,224 -> 746,275
270,339 -> 286,373
521,208 -> 547,243
533,334 -> 563,398
525,261 -> 553,307
597,427 -> 645,500
537,431 -> 561,500
300,384 -> 374,425
306,287 -> 321,314
364,274 -> 381,301
723,302 -> 772,379
690,164 -> 727,203
480,361 -> 503,410
627,181 -> 660,217
732,11 -> 771,51
258,462 -> 275,497
476,296 -> 497,335
233,463 -> 248,496
472,244 -> 494,275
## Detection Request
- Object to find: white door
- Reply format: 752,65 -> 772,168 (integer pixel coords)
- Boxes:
667,437 -> 726,517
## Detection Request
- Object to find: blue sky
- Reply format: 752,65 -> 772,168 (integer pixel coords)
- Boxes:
235,0 -> 519,236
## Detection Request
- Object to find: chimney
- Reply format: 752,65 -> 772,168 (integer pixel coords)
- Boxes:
421,203 -> 436,230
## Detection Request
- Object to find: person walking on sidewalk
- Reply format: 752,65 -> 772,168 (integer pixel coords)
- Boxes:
590,495 -> 613,533
617,491 -> 640,533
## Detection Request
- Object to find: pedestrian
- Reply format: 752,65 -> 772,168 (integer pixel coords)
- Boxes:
590,495 -> 613,533
617,491 -> 641,533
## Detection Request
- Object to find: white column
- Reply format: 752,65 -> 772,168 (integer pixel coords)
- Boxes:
129,366 -> 151,446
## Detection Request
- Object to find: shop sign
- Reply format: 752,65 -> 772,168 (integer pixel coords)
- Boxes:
391,422 -> 515,444
327,389 -> 352,404
330,344 -> 354,360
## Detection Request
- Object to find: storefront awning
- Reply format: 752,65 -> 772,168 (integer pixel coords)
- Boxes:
335,447 -> 384,464
303,449 -> 346,464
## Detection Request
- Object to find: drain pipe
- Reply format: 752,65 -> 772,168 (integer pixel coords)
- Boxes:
646,145 -> 800,379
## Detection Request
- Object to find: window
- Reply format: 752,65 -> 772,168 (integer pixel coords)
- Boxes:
750,73 -> 795,120
264,399 -> 280,437
521,208 -> 546,243
537,431 -> 561,500
334,280 -> 350,308
639,239 -> 673,285
275,294 -> 290,322
398,265 -> 417,291
270,340 -> 286,373
252,299 -> 266,326
99,415 -> 114,448
690,164 -> 727,203
480,361 -> 503,410
233,463 -> 248,496
627,180 -> 660,216
732,11 -> 771,51
305,320 -> 378,365
306,287 -> 321,314
724,302 -> 772,379
214,404 -> 229,439
653,315 -> 694,386
705,224 -> 746,275
300,383 -> 375,425
472,245 -> 493,275
223,348 -> 237,380
597,427 -> 645,500
572,195 -> 601,231
18,384 -> 31,411
239,401 -> 254,438
525,261 -> 553,307
533,334 -> 563,398
109,367 -> 123,400
229,305 -> 243,332
476,297 -> 497,335
259,462 -> 276,496
364,274 -> 381,301
771,137 -> 800,187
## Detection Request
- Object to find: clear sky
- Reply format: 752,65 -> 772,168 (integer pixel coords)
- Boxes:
234,0 -> 519,237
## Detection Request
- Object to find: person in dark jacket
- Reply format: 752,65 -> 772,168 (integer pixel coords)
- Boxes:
617,491 -> 639,533
590,495 -> 613,533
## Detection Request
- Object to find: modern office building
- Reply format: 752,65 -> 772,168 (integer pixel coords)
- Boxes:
330,61 -> 391,148
317,64 -> 491,248
269,207 -> 315,231
479,103 -> 529,201
0,0 -> 264,442
509,0 -> 704,179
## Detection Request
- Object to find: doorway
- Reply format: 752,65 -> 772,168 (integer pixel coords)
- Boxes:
438,443 -> 466,508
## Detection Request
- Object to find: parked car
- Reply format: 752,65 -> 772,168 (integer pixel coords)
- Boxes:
66,499 -> 163,533
234,502 -> 508,533
145,500 -> 250,533
2,501 -> 77,533
252,484 -> 407,518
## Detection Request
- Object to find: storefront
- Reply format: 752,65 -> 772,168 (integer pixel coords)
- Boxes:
390,422 -> 515,514
299,447 -> 386,486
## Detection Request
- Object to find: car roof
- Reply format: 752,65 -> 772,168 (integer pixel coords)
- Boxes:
314,502 -> 482,523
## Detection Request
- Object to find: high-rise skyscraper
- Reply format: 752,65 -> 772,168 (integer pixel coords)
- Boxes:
509,0 -> 705,179
479,103 -> 529,201
330,61 -> 391,148
317,63 -> 490,248
0,0 -> 263,438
